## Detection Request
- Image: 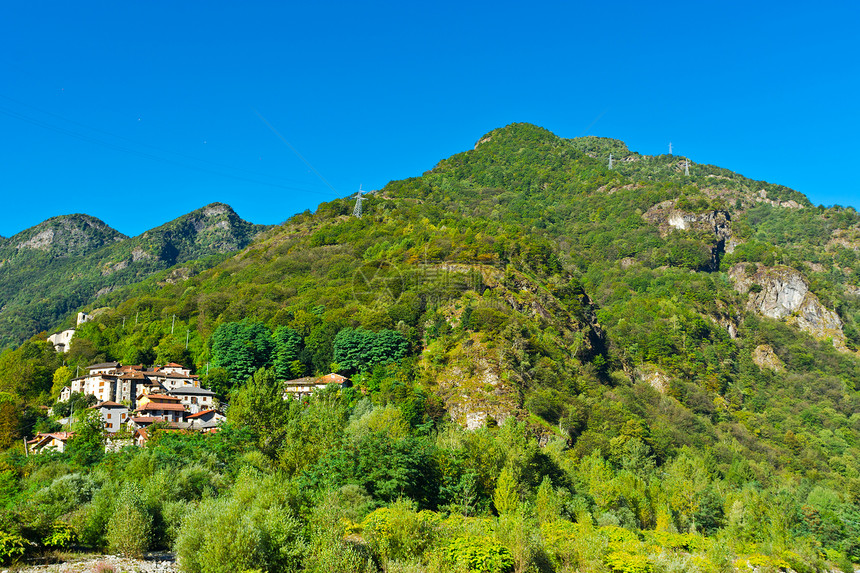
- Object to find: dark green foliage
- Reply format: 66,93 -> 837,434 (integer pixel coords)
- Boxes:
271,326 -> 304,379
210,320 -> 275,389
332,328 -> 409,373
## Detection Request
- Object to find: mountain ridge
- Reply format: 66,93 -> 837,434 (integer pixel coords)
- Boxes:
0,202 -> 269,347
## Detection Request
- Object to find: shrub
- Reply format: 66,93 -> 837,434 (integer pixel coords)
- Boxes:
42,521 -> 76,548
0,531 -> 26,564
446,536 -> 514,573
106,482 -> 151,558
605,550 -> 651,573
361,501 -> 442,563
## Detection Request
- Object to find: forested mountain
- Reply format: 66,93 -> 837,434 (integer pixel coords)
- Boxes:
0,203 -> 269,348
3,123 -> 860,572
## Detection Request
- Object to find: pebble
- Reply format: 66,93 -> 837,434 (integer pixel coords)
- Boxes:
7,552 -> 180,573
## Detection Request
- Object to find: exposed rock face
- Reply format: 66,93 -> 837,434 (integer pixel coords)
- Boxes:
634,364 -> 670,394
432,334 -> 521,431
13,214 -> 125,256
729,264 -> 849,352
752,344 -> 785,372
642,201 -> 733,268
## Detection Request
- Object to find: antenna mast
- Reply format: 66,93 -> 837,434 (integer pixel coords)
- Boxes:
669,142 -> 673,155
352,185 -> 364,218
608,153 -> 613,170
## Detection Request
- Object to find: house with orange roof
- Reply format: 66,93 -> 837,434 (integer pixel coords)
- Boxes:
187,409 -> 225,430
283,373 -> 350,398
27,432 -> 74,454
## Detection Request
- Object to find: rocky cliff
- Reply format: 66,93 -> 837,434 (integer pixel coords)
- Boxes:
729,263 -> 849,352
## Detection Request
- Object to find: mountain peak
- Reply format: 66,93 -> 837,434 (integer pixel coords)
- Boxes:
474,122 -> 559,149
10,214 -> 126,257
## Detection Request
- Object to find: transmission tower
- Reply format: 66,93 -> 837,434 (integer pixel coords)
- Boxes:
684,158 -> 690,176
608,153 -> 613,170
669,142 -> 673,155
352,185 -> 364,218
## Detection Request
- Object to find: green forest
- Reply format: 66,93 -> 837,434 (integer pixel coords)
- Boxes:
2,123 -> 860,572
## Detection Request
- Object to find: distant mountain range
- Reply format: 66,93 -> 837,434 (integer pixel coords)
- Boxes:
0,203 -> 269,347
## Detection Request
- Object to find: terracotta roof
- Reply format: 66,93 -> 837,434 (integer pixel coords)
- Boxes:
138,402 -> 186,412
187,409 -> 219,419
317,373 -> 349,384
90,401 -> 126,409
163,362 -> 185,368
130,416 -> 164,423
28,432 -> 74,444
119,371 -> 147,380
144,394 -> 182,402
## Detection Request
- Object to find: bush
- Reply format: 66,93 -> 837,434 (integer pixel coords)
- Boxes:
174,471 -> 306,573
361,501 -> 442,563
446,536 -> 514,573
107,482 -> 151,558
0,530 -> 26,564
42,521 -> 76,548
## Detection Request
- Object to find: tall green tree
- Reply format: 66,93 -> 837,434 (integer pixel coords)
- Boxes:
210,320 -> 275,389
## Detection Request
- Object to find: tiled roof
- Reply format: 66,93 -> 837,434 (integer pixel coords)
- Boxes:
28,431 -> 74,444
129,416 -> 164,424
169,386 -> 214,395
187,409 -> 219,419
144,394 -> 182,402
87,361 -> 120,370
90,401 -> 126,409
138,402 -> 186,412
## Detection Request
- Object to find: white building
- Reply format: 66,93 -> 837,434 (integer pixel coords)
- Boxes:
88,401 -> 129,433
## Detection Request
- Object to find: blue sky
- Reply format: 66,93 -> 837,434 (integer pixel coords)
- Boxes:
2,1 -> 858,237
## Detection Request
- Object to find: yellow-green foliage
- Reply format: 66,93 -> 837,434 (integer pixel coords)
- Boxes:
361,501 -> 442,563
735,553 -> 791,571
446,536 -> 514,573
605,550 -> 652,573
644,530 -> 696,550
0,531 -> 26,564
493,466 -> 519,515
42,521 -> 76,548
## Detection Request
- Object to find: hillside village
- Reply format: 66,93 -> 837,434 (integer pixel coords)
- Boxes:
27,359 -> 351,454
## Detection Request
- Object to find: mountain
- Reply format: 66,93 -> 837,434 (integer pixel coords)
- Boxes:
46,123 -> 860,444
4,123 -> 860,570
0,203 -> 269,348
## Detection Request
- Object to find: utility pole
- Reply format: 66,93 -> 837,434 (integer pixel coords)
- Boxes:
352,185 -> 364,218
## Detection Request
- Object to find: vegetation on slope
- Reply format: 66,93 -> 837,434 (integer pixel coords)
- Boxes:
2,123 -> 860,570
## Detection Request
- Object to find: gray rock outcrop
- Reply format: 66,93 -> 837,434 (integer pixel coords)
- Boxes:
729,264 -> 849,352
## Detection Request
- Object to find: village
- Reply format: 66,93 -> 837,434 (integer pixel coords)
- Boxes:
26,361 -> 350,454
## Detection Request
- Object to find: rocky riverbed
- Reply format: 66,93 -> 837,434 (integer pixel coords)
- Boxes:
4,552 -> 179,573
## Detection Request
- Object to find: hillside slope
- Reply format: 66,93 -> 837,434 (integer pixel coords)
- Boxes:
4,123 -> 860,570
0,203 -> 268,347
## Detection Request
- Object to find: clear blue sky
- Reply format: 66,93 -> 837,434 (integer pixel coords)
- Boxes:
2,1 -> 858,237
